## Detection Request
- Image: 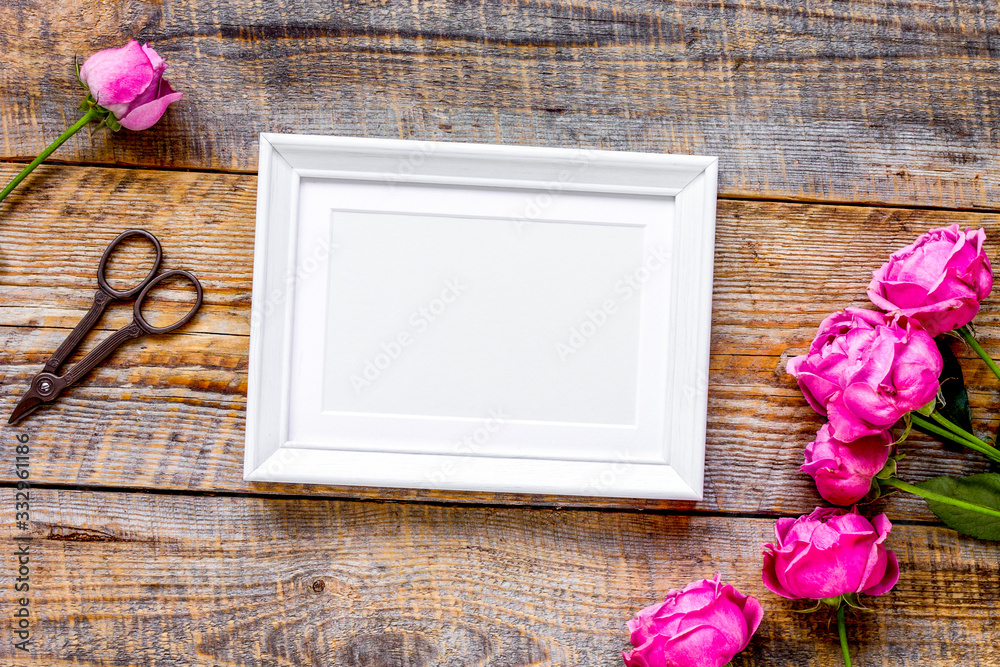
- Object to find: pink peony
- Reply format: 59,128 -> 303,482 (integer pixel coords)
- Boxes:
802,424 -> 892,506
762,507 -> 899,601
79,40 -> 182,131
868,225 -> 993,336
786,308 -> 942,442
623,574 -> 763,667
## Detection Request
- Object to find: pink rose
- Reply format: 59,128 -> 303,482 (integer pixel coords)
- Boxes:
622,574 -> 763,667
802,424 -> 892,506
786,308 -> 942,441
79,40 -> 182,131
868,225 -> 993,336
762,507 -> 899,601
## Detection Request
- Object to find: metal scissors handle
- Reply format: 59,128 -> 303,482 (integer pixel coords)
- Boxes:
8,230 -> 203,425
42,229 -> 164,374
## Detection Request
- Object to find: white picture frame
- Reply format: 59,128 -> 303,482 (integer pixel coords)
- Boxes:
244,133 -> 717,499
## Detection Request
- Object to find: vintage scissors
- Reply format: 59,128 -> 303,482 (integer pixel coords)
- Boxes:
8,229 -> 203,425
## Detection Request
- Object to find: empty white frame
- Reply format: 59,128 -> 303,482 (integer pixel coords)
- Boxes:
245,133 -> 717,499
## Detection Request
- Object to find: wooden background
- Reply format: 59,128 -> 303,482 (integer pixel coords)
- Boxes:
2,0 -> 999,664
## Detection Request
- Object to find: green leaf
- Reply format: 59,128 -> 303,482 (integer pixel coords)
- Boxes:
935,337 -> 973,434
917,473 -> 1000,540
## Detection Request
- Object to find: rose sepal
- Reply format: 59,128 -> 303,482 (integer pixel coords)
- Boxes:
74,58 -> 121,133
793,592 -> 870,615
864,456 -> 904,503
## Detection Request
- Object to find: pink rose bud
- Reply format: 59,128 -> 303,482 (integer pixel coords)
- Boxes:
79,40 -> 182,131
786,308 -> 942,442
762,507 -> 899,601
622,574 -> 763,667
802,423 -> 892,506
868,224 -> 993,336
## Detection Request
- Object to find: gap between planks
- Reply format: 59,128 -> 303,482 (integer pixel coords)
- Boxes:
4,158 -> 1000,216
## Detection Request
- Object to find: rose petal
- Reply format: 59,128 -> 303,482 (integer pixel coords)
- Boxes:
740,594 -> 765,648
657,623 -> 740,667
773,517 -> 797,544
793,372 -> 838,415
141,43 -> 166,72
879,280 -> 931,309
117,89 -> 183,131
841,383 -> 903,428
826,398 -> 887,441
762,548 -> 796,599
862,549 -> 900,596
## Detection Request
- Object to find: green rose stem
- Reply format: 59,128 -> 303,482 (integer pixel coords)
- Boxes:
837,605 -> 852,667
930,411 -> 986,448
909,413 -> 1000,464
882,477 -> 1000,518
958,326 -> 1000,383
0,107 -> 99,206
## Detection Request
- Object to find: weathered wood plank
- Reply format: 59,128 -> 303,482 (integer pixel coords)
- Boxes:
0,164 -> 253,337
4,163 -> 1000,516
4,164 -> 1000,352
3,324 -> 995,519
1,0 -> 999,208
0,489 -> 996,666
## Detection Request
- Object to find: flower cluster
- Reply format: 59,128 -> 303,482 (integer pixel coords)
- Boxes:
788,225 -> 991,506
760,225 -> 999,666
621,228 -> 997,667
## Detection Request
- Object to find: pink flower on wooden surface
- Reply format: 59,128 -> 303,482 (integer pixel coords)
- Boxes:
786,308 -> 941,442
802,423 -> 893,506
79,40 -> 182,131
622,574 -> 763,667
868,225 -> 993,336
762,507 -> 899,601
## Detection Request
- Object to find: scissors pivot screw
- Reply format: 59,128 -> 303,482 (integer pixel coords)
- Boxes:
37,380 -> 53,394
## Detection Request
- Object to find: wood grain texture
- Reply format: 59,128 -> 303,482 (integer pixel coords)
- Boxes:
1,2 -> 997,662
0,488 -> 996,666
1,0 -> 999,208
2,162 -> 1000,520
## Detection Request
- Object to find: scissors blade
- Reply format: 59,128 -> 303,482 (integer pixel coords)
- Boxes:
8,392 -> 45,425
